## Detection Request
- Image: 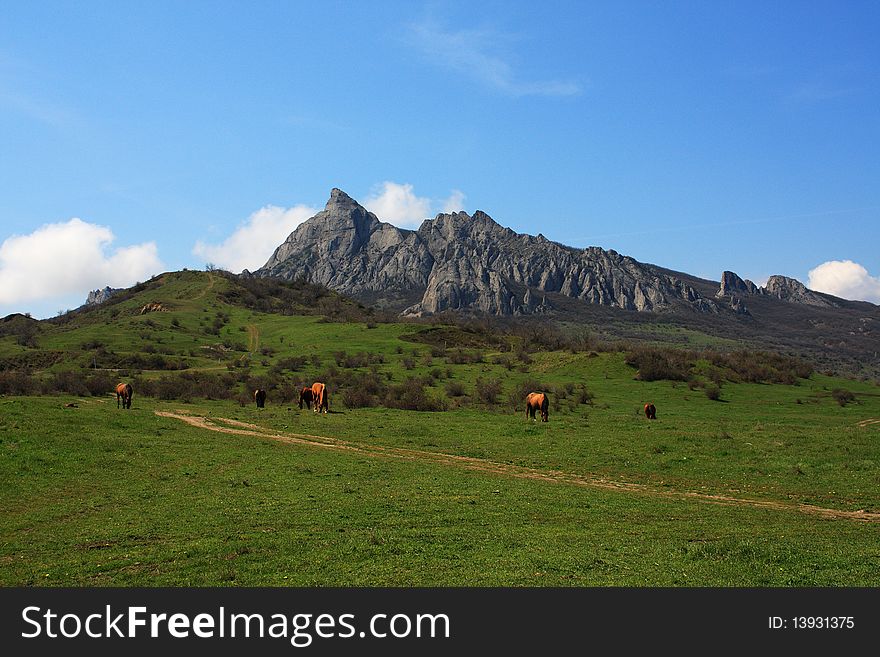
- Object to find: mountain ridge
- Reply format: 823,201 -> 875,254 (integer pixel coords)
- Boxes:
255,188 -> 873,318
257,189 -> 731,317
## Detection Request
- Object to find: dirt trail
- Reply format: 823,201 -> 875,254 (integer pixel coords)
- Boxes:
246,324 -> 260,352
155,410 -> 880,523
857,418 -> 880,428
191,272 -> 216,301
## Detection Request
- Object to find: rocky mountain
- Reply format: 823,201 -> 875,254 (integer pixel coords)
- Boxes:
257,189 -> 722,317
716,271 -> 763,298
253,189 -> 880,377
763,275 -> 838,307
84,286 -> 122,307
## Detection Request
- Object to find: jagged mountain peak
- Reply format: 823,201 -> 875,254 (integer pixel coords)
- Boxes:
714,270 -> 838,309
765,274 -> 837,307
255,188 -> 718,317
326,187 -> 360,210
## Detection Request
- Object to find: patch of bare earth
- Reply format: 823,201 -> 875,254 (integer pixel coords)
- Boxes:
155,410 -> 880,523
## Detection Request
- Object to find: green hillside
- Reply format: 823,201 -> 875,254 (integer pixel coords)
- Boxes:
1,270 -> 879,586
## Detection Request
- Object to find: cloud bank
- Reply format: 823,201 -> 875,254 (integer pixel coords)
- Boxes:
808,260 -> 880,304
364,182 -> 466,229
193,204 -> 318,273
0,218 -> 162,310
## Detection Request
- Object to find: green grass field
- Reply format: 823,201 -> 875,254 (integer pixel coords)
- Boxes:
2,386 -> 879,586
1,270 -> 879,586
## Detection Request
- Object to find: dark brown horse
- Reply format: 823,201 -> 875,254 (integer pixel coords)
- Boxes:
254,389 -> 267,408
298,386 -> 314,410
116,382 -> 133,409
525,392 -> 549,422
644,403 -> 656,420
311,382 -> 328,414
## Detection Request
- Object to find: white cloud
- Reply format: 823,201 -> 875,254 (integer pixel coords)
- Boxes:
363,182 -> 467,229
405,19 -> 581,97
0,218 -> 163,311
441,189 -> 466,213
193,204 -> 317,273
808,260 -> 880,304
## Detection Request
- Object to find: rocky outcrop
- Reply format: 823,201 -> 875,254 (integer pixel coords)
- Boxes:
715,270 -> 839,311
85,286 -> 121,306
139,302 -> 168,314
256,189 -> 720,317
764,275 -> 837,308
716,271 -> 762,298
260,189 -> 434,307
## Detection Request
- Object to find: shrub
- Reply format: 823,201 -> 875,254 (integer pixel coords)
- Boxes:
831,388 -> 856,406
475,377 -> 503,406
84,372 -> 114,397
0,371 -> 36,395
705,384 -> 722,401
272,356 -> 308,373
574,383 -> 594,405
384,377 -> 446,411
342,387 -> 379,408
444,381 -> 466,397
447,349 -> 484,365
626,347 -> 691,382
48,370 -> 90,396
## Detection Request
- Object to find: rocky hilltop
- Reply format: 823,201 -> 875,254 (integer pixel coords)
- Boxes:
257,189 -> 721,316
713,270 -> 839,315
84,286 -> 122,307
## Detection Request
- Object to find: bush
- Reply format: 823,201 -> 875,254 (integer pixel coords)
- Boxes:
831,388 -> 856,406
84,372 -> 115,397
0,371 -> 36,395
342,387 -> 379,408
447,349 -> 484,365
705,384 -> 722,401
626,347 -> 691,382
385,377 -> 446,411
475,377 -> 503,406
444,381 -> 466,397
574,383 -> 594,405
272,356 -> 308,373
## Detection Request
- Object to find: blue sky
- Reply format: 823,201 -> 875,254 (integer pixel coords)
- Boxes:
1,1 -> 879,318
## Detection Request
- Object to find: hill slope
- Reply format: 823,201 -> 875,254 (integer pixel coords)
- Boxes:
254,189 -> 880,377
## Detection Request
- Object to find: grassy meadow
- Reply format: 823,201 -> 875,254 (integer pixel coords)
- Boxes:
1,270 -> 879,586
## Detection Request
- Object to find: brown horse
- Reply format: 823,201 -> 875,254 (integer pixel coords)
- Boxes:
644,403 -> 656,420
525,392 -> 549,422
254,389 -> 267,408
298,386 -> 314,410
116,382 -> 133,409
311,382 -> 328,414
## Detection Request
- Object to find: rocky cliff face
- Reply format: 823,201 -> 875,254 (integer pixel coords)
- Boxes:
84,286 -> 121,306
257,189 -> 720,316
260,189 -> 434,306
714,271 -> 837,310
763,275 -> 837,307
716,271 -> 762,298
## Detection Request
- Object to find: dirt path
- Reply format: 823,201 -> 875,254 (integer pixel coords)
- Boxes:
246,324 -> 260,352
192,272 -> 216,301
155,410 -> 880,523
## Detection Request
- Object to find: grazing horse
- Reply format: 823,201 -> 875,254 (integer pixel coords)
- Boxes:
298,386 -> 314,410
115,382 -> 133,409
525,392 -> 549,422
311,382 -> 328,414
254,389 -> 267,408
644,403 -> 656,420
